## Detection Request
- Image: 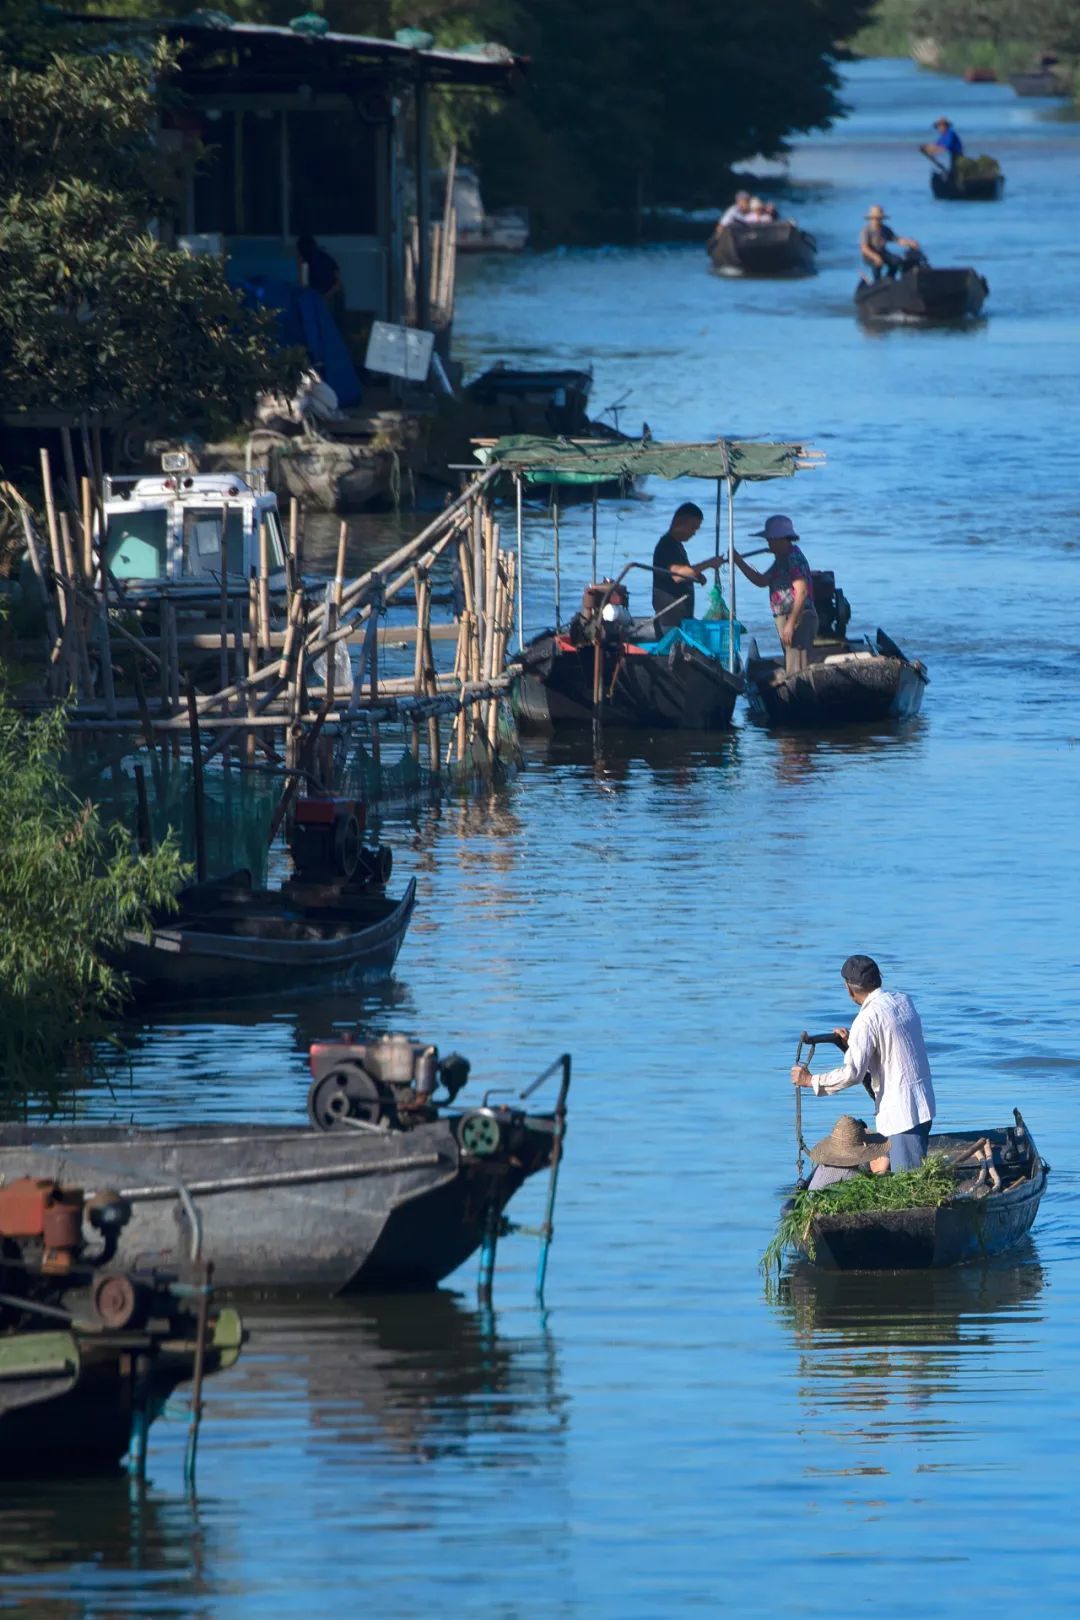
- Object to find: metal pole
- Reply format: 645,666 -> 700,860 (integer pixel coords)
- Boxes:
515,473 -> 524,650
478,1204 -> 499,1305
552,490 -> 561,628
590,486 -> 598,583
536,1054 -> 571,1303
714,479 -> 722,586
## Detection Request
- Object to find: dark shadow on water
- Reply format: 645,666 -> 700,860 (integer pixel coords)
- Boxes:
521,726 -> 742,790
229,1290 -> 566,1464
771,1245 -> 1046,1426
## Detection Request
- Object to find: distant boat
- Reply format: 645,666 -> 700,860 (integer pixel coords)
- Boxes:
931,168 -> 1004,201
708,219 -> 817,277
449,166 -> 528,253
796,1113 -> 1048,1270
855,265 -> 988,322
1009,67 -> 1069,97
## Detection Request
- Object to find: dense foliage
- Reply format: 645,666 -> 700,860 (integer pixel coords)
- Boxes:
0,694 -> 186,1102
855,0 -> 1080,77
0,14 -> 301,428
760,1155 -> 957,1272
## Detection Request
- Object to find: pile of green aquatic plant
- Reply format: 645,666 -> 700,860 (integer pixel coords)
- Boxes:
760,1155 -> 957,1273
956,154 -> 1002,179
0,689 -> 186,1104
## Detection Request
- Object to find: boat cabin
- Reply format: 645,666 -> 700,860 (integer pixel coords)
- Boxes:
101,464 -> 287,597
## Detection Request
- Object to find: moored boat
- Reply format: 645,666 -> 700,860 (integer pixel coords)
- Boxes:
801,1113 -> 1047,1270
708,220 -> 817,277
513,612 -> 743,732
744,629 -> 927,727
0,1039 -> 570,1296
118,798 -> 415,1001
855,265 -> 988,322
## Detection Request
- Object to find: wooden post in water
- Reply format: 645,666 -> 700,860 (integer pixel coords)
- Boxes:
81,476 -> 94,586
258,517 -> 271,653
133,763 -> 152,855
186,683 -> 208,884
246,571 -> 259,765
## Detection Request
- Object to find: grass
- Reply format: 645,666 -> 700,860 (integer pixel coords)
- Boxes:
760,1154 -> 958,1274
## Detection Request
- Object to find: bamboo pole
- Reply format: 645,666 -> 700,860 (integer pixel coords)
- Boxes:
186,684 -> 207,884
59,513 -> 93,696
246,572 -> 259,766
60,428 -> 81,575
39,449 -> 64,626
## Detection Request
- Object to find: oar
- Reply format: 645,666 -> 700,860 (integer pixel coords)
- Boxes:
794,1033 -> 807,1181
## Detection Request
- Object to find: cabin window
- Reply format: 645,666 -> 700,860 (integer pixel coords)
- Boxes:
288,111 -> 377,235
263,508 -> 286,569
103,509 -> 168,580
181,507 -> 246,577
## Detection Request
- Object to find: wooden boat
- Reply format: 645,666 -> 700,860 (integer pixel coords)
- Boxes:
1010,68 -> 1068,97
855,266 -> 988,322
0,1043 -> 568,1295
708,220 -> 817,277
744,627 -> 928,728
0,1314 -> 243,1475
120,874 -> 416,1000
931,169 -> 1004,201
513,617 -> 743,731
800,1113 -> 1047,1270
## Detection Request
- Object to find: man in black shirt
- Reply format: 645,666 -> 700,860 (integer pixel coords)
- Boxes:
652,502 -> 726,628
297,234 -> 342,299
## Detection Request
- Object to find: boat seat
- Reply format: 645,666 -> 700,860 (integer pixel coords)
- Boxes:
822,651 -> 874,664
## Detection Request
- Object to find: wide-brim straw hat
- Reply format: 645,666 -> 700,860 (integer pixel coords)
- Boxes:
865,205 -> 887,220
809,1115 -> 890,1168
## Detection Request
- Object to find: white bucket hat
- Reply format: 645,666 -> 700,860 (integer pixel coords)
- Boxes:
753,514 -> 799,542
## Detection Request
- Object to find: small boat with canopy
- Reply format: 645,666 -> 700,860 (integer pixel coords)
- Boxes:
475,434 -> 821,731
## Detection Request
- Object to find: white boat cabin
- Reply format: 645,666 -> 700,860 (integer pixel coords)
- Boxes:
101,466 -> 287,596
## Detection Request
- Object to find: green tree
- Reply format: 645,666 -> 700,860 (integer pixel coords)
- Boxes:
0,23 -> 301,431
0,693 -> 187,1103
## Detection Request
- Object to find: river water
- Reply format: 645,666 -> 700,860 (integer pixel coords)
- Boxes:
5,59 -> 1080,1617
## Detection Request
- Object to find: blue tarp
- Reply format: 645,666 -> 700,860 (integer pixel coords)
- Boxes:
237,276 -> 363,408
646,617 -> 743,661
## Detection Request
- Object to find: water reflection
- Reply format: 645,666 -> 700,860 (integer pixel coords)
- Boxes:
230,1293 -> 565,1465
767,719 -> 925,785
522,728 -> 741,791
773,1251 -> 1045,1439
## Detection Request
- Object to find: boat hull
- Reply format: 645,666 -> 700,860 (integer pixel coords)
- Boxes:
744,642 -> 927,728
708,221 -> 817,277
120,879 -> 416,1000
855,266 -> 988,322
0,1115 -> 554,1295
931,171 -> 1004,201
798,1123 -> 1048,1271
513,638 -> 742,731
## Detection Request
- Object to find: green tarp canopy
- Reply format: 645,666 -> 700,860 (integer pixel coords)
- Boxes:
476,435 -> 810,486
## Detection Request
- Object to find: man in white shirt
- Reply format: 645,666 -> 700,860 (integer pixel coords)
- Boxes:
791,955 -> 936,1170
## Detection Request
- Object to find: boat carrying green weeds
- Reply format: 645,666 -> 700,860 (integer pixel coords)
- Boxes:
763,1157 -> 964,1273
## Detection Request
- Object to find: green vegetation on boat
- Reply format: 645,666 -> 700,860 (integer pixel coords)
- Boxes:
760,1155 -> 957,1273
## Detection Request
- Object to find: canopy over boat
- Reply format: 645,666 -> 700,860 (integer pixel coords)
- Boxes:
476,434 -> 822,675
476,434 -> 814,487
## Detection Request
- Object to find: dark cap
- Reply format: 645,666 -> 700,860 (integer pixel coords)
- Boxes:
841,954 -> 882,990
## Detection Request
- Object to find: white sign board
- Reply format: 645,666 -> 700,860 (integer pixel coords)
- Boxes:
365,322 -> 435,382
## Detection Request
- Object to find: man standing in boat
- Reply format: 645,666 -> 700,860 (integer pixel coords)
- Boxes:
791,955 -> 937,1170
652,502 -> 727,628
732,515 -> 818,672
921,117 -> 963,177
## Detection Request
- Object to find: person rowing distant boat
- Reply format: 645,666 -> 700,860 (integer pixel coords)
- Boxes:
921,116 -> 963,175
718,190 -> 753,227
859,205 -> 922,281
791,955 -> 937,1170
651,502 -> 727,628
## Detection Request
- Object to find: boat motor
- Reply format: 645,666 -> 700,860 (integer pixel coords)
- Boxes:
307,1035 -> 472,1130
289,798 -> 392,893
811,571 -> 851,639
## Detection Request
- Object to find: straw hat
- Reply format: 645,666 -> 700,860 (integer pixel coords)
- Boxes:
865,204 -> 887,220
809,1115 -> 890,1168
